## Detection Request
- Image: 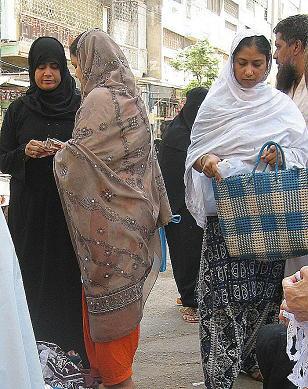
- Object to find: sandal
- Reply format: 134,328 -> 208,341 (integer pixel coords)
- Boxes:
241,366 -> 263,382
179,306 -> 199,323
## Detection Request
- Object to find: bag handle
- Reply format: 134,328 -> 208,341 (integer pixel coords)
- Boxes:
252,141 -> 286,176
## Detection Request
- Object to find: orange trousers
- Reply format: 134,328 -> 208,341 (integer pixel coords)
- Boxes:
82,290 -> 140,387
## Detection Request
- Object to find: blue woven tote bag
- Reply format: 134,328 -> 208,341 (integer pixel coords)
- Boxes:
212,141 -> 308,260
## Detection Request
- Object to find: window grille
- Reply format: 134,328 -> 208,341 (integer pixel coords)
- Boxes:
114,0 -> 138,23
163,29 -> 193,50
19,0 -> 109,47
225,20 -> 237,32
224,0 -> 239,18
20,0 -> 107,32
112,1 -> 139,47
206,0 -> 222,15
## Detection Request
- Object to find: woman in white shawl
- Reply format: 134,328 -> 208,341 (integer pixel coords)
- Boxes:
185,30 -> 308,388
0,196 -> 44,389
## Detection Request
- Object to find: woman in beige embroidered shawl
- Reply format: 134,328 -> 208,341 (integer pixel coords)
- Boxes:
54,29 -> 171,388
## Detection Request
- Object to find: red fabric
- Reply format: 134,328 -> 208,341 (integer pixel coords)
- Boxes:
82,290 -> 140,386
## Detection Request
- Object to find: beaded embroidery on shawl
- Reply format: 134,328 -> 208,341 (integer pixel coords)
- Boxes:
54,29 -> 171,340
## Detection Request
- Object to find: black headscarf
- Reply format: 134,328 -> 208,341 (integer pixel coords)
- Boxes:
21,37 -> 80,119
161,87 -> 208,152
158,87 -> 208,213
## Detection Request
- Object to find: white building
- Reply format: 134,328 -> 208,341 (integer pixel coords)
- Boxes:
161,0 -> 306,87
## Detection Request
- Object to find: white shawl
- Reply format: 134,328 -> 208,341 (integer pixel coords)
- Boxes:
0,210 -> 44,389
185,30 -> 308,228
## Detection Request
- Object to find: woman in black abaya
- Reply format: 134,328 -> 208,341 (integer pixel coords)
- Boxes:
0,37 -> 86,362
158,87 -> 207,322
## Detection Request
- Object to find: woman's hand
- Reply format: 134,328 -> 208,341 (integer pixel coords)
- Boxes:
261,145 -> 282,167
0,195 -> 5,205
25,140 -> 54,159
194,154 -> 222,181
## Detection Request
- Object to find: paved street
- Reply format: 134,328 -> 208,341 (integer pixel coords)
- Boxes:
134,264 -> 262,389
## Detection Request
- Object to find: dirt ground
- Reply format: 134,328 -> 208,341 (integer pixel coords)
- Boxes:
134,265 -> 263,389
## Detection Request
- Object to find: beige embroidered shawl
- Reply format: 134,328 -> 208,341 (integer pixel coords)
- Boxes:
54,29 -> 171,342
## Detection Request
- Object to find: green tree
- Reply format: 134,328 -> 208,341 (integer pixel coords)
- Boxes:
170,39 -> 219,93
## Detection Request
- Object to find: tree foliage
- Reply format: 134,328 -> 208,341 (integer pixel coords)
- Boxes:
170,39 -> 219,92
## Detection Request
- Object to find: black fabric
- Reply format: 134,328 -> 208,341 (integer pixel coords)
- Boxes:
158,88 -> 207,307
0,98 -> 87,364
256,324 -> 296,389
21,36 -> 80,119
158,87 -> 208,213
160,87 -> 208,152
165,206 -> 203,307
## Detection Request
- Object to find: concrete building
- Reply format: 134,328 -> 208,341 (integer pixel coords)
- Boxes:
160,0 -> 306,88
143,0 -> 307,134
0,0 -> 148,120
1,0 -> 147,76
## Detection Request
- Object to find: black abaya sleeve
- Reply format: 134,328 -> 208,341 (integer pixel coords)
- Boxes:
0,102 -> 26,182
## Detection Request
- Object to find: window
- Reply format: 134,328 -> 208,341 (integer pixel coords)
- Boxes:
163,28 -> 193,50
225,20 -> 237,32
19,0 -> 110,47
206,0 -> 222,15
114,1 -> 138,23
224,0 -> 239,18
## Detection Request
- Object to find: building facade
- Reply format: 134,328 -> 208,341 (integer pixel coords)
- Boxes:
0,0 -> 147,121
0,0 -> 306,130
160,0 -> 306,88
1,0 -> 147,76
143,0 -> 306,134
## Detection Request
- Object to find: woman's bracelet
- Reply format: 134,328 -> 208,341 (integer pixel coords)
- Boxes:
200,154 -> 210,173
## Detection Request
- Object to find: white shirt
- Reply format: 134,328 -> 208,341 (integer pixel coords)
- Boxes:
288,75 -> 308,126
285,75 -> 308,276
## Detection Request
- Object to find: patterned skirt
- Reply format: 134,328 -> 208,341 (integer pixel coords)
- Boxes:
198,217 -> 285,389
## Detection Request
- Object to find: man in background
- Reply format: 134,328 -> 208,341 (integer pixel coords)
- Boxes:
256,42 -> 308,389
274,14 -> 308,124
274,14 -> 308,276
